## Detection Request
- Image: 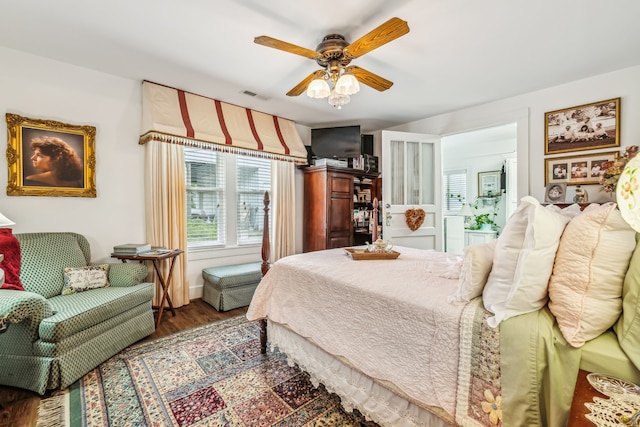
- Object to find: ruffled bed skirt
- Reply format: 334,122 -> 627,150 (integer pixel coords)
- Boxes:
267,321 -> 453,427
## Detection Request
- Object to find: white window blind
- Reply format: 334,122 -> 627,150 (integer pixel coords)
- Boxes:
185,148 -> 225,247
236,156 -> 271,245
443,170 -> 467,211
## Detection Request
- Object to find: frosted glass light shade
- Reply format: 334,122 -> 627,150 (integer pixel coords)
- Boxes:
328,90 -> 350,109
0,213 -> 15,227
335,73 -> 360,95
306,78 -> 330,98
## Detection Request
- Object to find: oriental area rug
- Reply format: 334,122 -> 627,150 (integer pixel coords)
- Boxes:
37,316 -> 378,426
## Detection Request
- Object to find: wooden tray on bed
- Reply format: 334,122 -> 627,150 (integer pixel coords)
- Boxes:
344,248 -> 400,260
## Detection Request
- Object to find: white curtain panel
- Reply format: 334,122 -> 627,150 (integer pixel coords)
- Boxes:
271,160 -> 295,262
144,140 -> 190,308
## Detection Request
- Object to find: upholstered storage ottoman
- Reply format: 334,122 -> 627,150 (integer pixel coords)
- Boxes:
202,262 -> 263,311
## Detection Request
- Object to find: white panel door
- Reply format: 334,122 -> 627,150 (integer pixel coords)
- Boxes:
381,130 -> 442,250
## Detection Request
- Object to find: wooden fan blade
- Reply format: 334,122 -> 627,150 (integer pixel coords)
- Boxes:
349,66 -> 393,91
254,36 -> 320,59
286,70 -> 325,96
343,17 -> 410,59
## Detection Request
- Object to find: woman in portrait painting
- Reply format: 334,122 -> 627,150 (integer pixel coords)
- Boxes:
25,136 -> 83,187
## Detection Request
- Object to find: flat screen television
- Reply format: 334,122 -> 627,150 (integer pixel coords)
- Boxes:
311,125 -> 361,160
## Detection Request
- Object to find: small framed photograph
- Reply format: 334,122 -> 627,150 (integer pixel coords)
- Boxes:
545,183 -> 567,204
544,151 -> 618,186
545,97 -> 620,155
478,170 -> 501,197
6,113 -> 96,197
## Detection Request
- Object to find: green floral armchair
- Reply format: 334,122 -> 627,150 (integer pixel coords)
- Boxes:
0,232 -> 156,394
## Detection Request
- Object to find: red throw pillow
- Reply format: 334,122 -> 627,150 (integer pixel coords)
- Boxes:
0,228 -> 24,291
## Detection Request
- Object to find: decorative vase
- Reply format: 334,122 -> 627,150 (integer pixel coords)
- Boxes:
480,223 -> 492,231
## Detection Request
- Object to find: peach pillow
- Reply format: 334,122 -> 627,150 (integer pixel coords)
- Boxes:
448,239 -> 497,304
548,203 -> 636,347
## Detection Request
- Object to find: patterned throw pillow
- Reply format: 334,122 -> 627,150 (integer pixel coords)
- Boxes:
62,264 -> 110,295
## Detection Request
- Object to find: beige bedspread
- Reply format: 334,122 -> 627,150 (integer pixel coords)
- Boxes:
247,246 -> 465,415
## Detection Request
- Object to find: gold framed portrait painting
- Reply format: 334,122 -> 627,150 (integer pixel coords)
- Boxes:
6,113 -> 96,197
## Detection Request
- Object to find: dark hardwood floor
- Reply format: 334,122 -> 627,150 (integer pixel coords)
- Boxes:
0,299 -> 248,427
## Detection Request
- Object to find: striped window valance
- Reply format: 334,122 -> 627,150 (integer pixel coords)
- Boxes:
139,81 -> 308,164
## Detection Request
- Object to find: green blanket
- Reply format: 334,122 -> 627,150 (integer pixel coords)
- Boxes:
500,306 -> 582,426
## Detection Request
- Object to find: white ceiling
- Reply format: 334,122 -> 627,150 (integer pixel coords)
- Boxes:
2,0 -> 639,133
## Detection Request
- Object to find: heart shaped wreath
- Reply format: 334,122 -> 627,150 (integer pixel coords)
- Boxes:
405,208 -> 425,231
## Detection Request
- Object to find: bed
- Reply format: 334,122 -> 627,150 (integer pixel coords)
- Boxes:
247,194 -> 640,426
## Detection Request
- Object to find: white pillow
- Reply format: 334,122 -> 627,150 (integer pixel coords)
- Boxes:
448,239 -> 497,304
483,196 -> 572,327
62,264 -> 110,295
548,203 -> 636,347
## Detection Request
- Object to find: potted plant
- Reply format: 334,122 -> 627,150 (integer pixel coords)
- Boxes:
473,213 -> 497,231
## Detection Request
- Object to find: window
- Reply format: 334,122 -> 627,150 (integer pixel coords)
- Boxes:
236,156 -> 271,245
185,149 -> 225,247
443,170 -> 467,211
184,148 -> 271,249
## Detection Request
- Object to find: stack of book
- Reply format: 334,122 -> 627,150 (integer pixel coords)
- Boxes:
112,243 -> 151,255
140,248 -> 172,256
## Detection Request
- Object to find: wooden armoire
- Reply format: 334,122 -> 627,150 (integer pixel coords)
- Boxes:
302,165 -> 380,253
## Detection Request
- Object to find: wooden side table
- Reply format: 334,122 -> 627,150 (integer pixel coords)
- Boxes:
111,249 -> 184,328
568,369 -> 610,426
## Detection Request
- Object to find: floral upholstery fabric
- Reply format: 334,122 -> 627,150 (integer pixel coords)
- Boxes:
0,232 -> 155,395
61,264 -> 110,295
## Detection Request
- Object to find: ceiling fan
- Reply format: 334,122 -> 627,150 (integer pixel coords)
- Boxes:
254,17 -> 410,108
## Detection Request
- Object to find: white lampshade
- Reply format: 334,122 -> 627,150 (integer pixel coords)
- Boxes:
617,154 -> 640,232
335,73 -> 360,96
328,89 -> 350,109
306,78 -> 330,99
460,204 -> 473,216
0,213 -> 15,227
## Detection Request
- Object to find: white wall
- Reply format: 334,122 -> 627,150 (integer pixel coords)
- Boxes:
390,65 -> 640,204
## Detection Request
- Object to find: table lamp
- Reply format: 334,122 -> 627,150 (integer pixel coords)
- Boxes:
460,203 -> 473,229
0,212 -> 15,227
617,154 -> 640,232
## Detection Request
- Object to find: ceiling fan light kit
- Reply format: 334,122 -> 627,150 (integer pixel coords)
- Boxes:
327,90 -> 350,109
255,17 -> 409,109
334,72 -> 360,96
306,69 -> 359,108
306,78 -> 331,99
